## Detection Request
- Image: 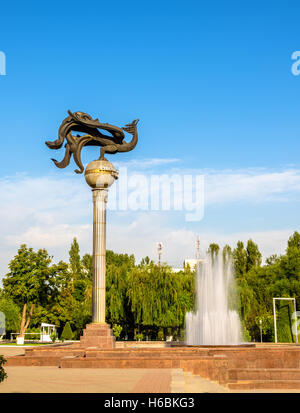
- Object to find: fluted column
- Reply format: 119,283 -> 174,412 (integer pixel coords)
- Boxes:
92,188 -> 108,323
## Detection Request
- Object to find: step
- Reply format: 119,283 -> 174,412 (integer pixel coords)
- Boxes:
171,369 -> 186,393
59,357 -> 182,369
25,350 -> 85,358
184,371 -> 228,393
184,372 -> 201,393
6,356 -> 62,366
80,337 -> 115,344
228,359 -> 300,369
229,368 -> 300,382
228,380 -> 300,390
81,329 -> 113,337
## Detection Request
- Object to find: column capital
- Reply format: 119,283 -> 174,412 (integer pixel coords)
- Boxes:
92,187 -> 108,203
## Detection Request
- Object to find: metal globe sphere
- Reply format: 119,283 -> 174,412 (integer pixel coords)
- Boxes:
84,159 -> 119,189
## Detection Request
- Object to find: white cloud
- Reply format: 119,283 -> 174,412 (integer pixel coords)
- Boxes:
107,216 -> 293,267
204,169 -> 300,204
114,157 -> 180,170
5,224 -> 91,249
0,165 -> 299,279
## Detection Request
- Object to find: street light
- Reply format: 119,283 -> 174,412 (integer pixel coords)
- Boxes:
259,319 -> 262,343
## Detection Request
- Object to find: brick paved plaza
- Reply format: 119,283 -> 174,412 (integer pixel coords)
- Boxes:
1,345 -> 300,393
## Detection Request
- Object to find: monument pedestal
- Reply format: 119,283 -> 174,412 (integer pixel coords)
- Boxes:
79,323 -> 115,348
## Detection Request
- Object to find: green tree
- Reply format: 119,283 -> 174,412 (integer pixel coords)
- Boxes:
265,254 -> 280,266
287,231 -> 300,251
69,237 -> 82,280
140,256 -> 153,266
0,295 -> 21,335
246,239 -> 262,272
234,232 -> 300,342
276,300 -> 294,343
233,241 -> 247,278
81,253 -> 93,281
208,243 -> 220,258
127,261 -> 194,339
69,239 -> 93,304
60,322 -> 73,340
2,245 -> 57,338
222,245 -> 232,262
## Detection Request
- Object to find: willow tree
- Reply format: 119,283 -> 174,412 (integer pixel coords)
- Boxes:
127,261 -> 194,339
105,250 -> 135,336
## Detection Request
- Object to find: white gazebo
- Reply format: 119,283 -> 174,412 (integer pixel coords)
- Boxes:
40,323 -> 57,342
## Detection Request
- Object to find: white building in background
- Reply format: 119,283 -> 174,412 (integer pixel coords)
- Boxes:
184,258 -> 206,270
171,267 -> 184,273
171,258 -> 205,273
183,259 -> 198,270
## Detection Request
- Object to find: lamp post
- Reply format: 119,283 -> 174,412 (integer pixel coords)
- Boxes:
259,319 -> 263,343
45,110 -> 138,348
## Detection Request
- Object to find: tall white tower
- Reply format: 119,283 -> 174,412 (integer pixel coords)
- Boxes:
157,242 -> 163,266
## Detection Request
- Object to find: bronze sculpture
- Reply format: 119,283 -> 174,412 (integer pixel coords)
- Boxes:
45,110 -> 139,174
44,110 -> 139,346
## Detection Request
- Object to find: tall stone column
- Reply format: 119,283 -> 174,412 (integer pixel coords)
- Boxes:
92,188 -> 108,323
79,158 -> 118,348
45,111 -> 138,349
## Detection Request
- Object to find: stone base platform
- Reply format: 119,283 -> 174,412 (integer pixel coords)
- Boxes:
6,343 -> 300,390
78,323 -> 115,348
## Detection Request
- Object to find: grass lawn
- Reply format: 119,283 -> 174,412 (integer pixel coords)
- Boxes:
0,342 -> 53,346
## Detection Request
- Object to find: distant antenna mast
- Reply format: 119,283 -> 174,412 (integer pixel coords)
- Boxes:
196,235 -> 200,261
157,242 -> 163,266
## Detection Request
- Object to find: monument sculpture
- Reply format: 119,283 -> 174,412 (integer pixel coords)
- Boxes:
7,112 -> 300,392
46,110 -> 139,347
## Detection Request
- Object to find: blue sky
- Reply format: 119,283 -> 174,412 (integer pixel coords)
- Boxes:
1,0 -> 300,275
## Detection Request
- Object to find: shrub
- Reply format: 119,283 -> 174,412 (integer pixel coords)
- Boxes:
135,333 -> 143,341
60,322 -> 73,341
157,330 -> 164,341
277,301 -> 294,343
112,324 -> 122,339
50,331 -> 57,343
242,325 -> 251,342
0,355 -> 7,383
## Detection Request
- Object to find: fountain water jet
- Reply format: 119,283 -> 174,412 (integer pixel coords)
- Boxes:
186,251 -> 242,345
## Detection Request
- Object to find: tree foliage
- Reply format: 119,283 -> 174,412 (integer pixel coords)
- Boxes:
0,356 -> 7,383
0,294 -> 21,335
2,245 -> 59,337
2,231 -> 300,343
69,237 -> 82,280
208,243 -> 220,258
233,231 -> 300,342
61,322 -> 73,341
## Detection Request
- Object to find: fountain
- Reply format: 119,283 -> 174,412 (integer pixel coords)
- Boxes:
186,250 -> 242,345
